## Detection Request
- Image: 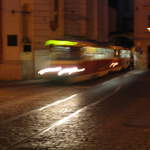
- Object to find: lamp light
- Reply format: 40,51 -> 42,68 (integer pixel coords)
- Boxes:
146,27 -> 150,32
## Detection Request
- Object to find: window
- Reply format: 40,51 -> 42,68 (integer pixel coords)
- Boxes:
120,50 -> 131,58
7,35 -> 17,46
50,46 -> 81,60
54,0 -> 59,11
23,44 -> 31,52
83,47 -> 114,60
148,15 -> 150,26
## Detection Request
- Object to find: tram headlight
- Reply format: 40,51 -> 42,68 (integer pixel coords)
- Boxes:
58,67 -> 85,76
109,62 -> 119,68
38,66 -> 85,76
38,67 -> 62,75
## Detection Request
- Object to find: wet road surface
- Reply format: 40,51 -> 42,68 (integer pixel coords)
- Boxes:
0,70 -> 150,150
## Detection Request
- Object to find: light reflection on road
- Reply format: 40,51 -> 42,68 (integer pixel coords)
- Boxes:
0,70 -> 147,150
38,94 -> 78,111
39,85 -> 121,135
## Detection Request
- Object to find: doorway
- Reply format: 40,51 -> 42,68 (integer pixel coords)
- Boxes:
147,46 -> 150,69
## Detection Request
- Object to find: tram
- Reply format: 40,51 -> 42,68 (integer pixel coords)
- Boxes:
38,39 -> 132,83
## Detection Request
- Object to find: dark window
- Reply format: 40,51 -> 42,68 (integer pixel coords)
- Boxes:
148,15 -> 150,26
54,0 -> 58,11
148,46 -> 150,69
23,44 -> 31,52
109,0 -> 118,8
7,35 -> 17,46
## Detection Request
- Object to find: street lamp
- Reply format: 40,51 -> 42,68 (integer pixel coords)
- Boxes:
147,27 -> 150,32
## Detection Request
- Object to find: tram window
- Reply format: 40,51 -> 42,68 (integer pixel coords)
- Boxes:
82,47 -> 114,59
71,47 -> 81,59
95,48 -> 114,59
120,50 -> 131,58
49,46 -> 81,60
81,47 -> 96,59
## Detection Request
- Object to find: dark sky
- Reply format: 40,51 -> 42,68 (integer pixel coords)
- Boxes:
109,0 -> 118,8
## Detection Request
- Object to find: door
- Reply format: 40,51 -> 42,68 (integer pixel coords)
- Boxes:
147,46 -> 150,69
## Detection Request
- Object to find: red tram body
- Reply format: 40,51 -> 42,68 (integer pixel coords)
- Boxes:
38,40 -> 132,83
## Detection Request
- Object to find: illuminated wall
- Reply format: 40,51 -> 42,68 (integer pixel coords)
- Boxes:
33,0 -> 64,78
2,0 -> 23,62
0,0 -> 64,80
97,0 -> 109,42
33,0 -> 64,49
0,0 -> 22,80
64,0 -> 109,42
134,0 -> 150,69
86,0 -> 99,40
0,0 -> 2,63
64,0 -> 87,37
0,0 -> 110,80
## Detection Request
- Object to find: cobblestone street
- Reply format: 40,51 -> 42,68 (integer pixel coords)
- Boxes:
0,70 -> 150,150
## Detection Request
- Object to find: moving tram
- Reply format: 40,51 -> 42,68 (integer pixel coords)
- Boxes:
38,39 -> 132,83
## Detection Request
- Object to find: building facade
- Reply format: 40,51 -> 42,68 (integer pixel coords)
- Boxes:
0,0 -> 2,64
108,0 -> 134,43
0,0 -> 109,80
64,0 -> 109,42
134,0 -> 150,69
0,0 -> 64,80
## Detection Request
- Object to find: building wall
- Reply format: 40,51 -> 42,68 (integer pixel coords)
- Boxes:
64,0 -> 87,37
0,0 -> 22,80
0,0 -> 2,63
108,7 -> 117,33
34,0 -> 109,78
0,0 -> 65,80
97,0 -> 109,42
32,0 -> 64,78
86,0 -> 99,40
134,0 -> 150,69
33,0 -> 64,50
117,0 -> 133,33
64,0 -> 109,42
0,0 -> 110,80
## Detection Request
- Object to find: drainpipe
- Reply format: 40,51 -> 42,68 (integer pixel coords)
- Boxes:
0,0 -> 3,63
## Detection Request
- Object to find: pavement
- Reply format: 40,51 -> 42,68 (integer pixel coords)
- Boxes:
0,79 -> 51,86
0,69 -> 150,150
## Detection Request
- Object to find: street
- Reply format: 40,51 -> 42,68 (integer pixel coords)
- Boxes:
0,70 -> 150,150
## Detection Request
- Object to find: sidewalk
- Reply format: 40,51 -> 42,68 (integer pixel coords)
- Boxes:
0,78 -> 51,86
